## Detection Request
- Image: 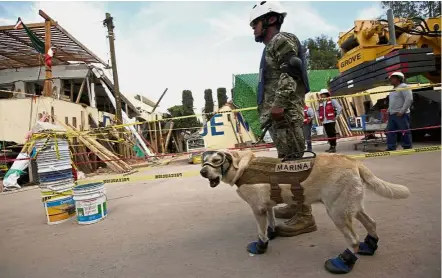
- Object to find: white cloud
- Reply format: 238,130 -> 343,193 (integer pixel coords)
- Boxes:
0,17 -> 15,25
1,1 -> 339,114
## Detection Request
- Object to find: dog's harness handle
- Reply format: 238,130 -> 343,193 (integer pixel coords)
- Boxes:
253,120 -> 317,161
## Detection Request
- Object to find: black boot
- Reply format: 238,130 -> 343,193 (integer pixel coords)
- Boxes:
358,234 -> 379,255
329,146 -> 336,153
324,249 -> 358,274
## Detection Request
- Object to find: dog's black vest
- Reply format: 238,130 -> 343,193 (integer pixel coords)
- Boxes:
235,156 -> 315,203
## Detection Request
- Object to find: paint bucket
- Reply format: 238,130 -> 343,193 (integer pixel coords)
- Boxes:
73,182 -> 107,225
192,154 -> 202,164
43,194 -> 76,225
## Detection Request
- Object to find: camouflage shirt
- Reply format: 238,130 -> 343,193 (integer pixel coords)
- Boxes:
258,32 -> 307,126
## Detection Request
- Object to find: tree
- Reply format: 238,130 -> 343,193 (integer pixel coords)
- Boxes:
217,87 -> 228,108
204,89 -> 214,121
182,90 -> 194,115
302,35 -> 340,70
165,90 -> 202,132
381,1 -> 441,18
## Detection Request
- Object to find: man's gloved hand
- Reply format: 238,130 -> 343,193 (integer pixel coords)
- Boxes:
270,106 -> 285,121
260,116 -> 271,130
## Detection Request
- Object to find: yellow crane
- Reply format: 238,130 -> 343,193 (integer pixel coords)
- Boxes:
330,10 -> 441,96
329,9 -> 441,142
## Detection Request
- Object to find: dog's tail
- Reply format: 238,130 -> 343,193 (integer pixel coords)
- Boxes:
358,162 -> 410,199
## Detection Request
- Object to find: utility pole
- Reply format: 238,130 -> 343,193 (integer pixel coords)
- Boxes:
103,13 -> 124,155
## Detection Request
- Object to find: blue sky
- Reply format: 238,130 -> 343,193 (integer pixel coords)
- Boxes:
0,1 -> 386,113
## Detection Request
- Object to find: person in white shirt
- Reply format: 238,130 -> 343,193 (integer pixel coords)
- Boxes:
386,71 -> 413,150
317,89 -> 342,153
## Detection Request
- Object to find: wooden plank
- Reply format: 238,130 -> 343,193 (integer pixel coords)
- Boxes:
148,122 -> 156,153
70,80 -> 74,102
0,22 -> 45,31
172,132 -> 180,152
80,133 -> 132,171
43,19 -> 52,97
158,121 -> 165,154
65,124 -> 127,173
164,122 -> 174,153
75,76 -> 86,103
153,118 -> 158,152
50,106 -> 54,124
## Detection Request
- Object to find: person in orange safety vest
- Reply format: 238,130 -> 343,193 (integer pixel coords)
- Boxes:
317,89 -> 342,153
303,105 -> 314,152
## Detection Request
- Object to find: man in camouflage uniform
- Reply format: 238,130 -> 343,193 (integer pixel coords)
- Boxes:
250,1 -> 317,237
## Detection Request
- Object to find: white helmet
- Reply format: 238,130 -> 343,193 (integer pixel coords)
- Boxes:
388,71 -> 405,80
249,1 -> 287,27
319,88 -> 330,95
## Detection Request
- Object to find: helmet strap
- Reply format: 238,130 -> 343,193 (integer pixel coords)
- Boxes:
255,14 -> 282,43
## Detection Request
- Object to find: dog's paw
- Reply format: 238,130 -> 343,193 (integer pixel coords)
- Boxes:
247,239 -> 268,255
267,226 -> 277,240
357,234 -> 379,256
324,249 -> 358,274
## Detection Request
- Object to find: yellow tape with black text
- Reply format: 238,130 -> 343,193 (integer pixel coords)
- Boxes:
75,146 -> 441,186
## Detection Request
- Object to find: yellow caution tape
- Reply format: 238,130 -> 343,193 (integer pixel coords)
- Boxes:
76,170 -> 200,185
75,145 -> 441,186
28,83 -> 441,137
349,145 -> 441,159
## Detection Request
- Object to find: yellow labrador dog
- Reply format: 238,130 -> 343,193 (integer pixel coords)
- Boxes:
199,150 -> 410,274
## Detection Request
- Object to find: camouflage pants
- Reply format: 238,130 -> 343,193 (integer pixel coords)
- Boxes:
258,76 -> 307,159
269,121 -> 305,159
259,105 -> 306,159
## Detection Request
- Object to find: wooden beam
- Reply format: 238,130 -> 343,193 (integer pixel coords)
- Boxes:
70,80 -> 74,101
0,22 -> 45,31
86,74 -> 91,105
38,9 -> 109,67
0,53 -> 30,68
165,122 -> 174,153
50,106 -> 55,124
38,10 -> 57,25
158,121 -> 165,153
43,19 -> 52,97
151,88 -> 168,113
90,80 -> 96,108
75,75 -> 87,103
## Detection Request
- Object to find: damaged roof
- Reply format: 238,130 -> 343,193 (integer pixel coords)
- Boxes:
0,10 -> 108,70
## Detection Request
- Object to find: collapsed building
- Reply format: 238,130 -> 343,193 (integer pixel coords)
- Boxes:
0,10 -> 169,188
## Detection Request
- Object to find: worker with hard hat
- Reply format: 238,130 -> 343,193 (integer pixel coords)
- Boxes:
386,71 -> 413,150
317,88 -> 342,153
248,1 -> 316,250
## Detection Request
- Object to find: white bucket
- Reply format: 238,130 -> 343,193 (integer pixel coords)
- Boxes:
73,182 -> 107,225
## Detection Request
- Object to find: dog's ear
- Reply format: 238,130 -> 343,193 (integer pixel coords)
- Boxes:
227,151 -> 241,169
230,150 -> 255,185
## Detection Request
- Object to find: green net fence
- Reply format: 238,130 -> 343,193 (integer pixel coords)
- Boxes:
232,69 -> 340,137
232,70 -> 431,138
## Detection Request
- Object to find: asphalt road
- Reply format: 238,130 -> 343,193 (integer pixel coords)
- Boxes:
0,141 -> 440,278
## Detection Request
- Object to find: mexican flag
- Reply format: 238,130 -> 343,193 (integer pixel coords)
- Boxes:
14,17 -> 55,69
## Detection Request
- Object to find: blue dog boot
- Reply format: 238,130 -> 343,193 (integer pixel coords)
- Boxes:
358,234 -> 379,256
324,249 -> 358,274
267,226 -> 277,240
247,238 -> 268,254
